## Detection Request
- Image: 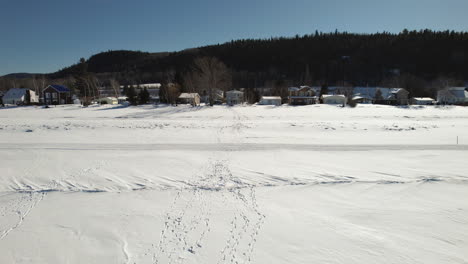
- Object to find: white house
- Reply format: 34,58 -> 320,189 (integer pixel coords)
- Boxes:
411,97 -> 435,105
437,87 -> 468,104
288,86 -> 318,105
226,90 -> 244,105
259,96 -> 282,106
2,88 -> 39,105
321,94 -> 347,105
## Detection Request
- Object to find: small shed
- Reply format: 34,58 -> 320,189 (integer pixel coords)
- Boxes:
321,94 -> 347,105
259,96 -> 282,106
178,93 -> 201,106
411,97 -> 435,105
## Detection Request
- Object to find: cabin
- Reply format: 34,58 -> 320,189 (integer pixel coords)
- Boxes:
226,90 -> 244,105
437,87 -> 468,105
288,86 -> 318,105
2,88 -> 39,105
321,94 -> 347,105
178,93 -> 201,106
259,96 -> 282,106
43,85 -> 72,105
411,97 -> 435,105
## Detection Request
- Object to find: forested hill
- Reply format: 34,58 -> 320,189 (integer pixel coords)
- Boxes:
51,30 -> 468,88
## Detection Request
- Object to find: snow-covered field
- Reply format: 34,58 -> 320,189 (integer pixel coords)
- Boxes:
0,104 -> 467,264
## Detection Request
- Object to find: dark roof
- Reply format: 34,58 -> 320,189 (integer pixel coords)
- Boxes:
49,85 -> 70,93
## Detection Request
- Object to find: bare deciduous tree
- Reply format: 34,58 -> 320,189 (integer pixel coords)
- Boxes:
191,57 -> 231,106
109,78 -> 120,98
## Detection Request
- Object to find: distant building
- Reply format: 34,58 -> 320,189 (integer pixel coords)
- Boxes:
352,94 -> 373,104
43,85 -> 72,105
353,87 -> 409,105
178,93 -> 201,106
201,89 -> 224,104
259,96 -> 282,106
321,94 -> 347,105
437,87 -> 468,105
2,88 -> 39,105
387,88 -> 409,105
288,86 -> 318,105
411,97 -> 435,105
95,97 -> 118,105
226,90 -> 244,105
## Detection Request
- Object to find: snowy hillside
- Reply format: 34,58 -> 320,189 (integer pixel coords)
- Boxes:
0,104 -> 467,264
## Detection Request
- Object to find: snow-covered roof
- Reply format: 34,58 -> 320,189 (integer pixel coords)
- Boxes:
117,96 -> 128,100
447,87 -> 468,98
3,88 -> 32,100
288,87 -> 300,92
412,97 -> 434,101
179,93 -> 199,99
261,96 -> 281,100
226,90 -> 243,94
322,94 -> 345,98
48,85 -> 70,93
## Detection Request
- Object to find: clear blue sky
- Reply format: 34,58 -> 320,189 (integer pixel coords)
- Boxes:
1,0 -> 467,75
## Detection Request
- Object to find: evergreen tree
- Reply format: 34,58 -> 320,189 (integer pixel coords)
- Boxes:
24,90 -> 31,105
126,86 -> 138,105
374,88 -> 384,104
139,88 -> 150,104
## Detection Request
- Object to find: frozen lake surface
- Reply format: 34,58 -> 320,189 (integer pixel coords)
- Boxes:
0,104 -> 467,263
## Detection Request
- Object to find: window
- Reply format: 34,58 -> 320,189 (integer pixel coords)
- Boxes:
45,92 -> 51,99
52,93 -> 57,99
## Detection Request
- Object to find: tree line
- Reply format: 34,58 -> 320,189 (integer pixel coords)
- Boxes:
1,29 -> 467,99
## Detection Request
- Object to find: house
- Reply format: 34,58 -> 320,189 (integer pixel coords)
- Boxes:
259,96 -> 282,106
321,94 -> 347,105
437,87 -> 468,105
353,87 -> 409,105
288,86 -> 318,105
43,85 -> 72,105
95,97 -> 118,105
411,97 -> 435,105
2,88 -> 39,105
201,89 -> 224,104
387,88 -> 409,105
178,93 -> 201,106
226,90 -> 244,105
